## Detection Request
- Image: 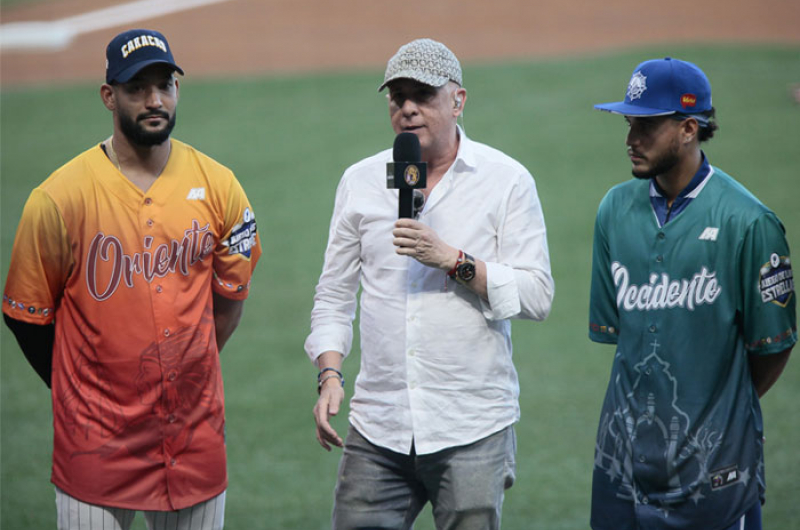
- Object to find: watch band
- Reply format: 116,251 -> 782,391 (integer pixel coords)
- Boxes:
447,250 -> 464,279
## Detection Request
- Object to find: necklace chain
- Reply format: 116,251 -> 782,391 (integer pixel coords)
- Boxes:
105,136 -> 121,171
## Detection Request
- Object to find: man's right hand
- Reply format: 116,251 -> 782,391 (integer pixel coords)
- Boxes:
313,378 -> 345,451
313,351 -> 346,451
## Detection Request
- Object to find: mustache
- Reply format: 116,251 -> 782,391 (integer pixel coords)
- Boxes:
137,111 -> 170,121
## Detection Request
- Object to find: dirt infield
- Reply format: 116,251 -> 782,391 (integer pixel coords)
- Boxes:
2,0 -> 799,86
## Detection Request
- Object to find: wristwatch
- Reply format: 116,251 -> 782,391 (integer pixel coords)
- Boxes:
448,250 -> 476,284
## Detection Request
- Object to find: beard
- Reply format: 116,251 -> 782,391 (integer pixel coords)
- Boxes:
119,108 -> 177,147
630,137 -> 681,180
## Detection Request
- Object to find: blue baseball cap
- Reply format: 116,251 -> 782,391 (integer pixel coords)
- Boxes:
105,29 -> 183,84
594,57 -> 712,121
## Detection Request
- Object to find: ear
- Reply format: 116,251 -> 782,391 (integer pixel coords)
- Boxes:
453,87 -> 467,117
100,83 -> 115,111
681,117 -> 700,144
174,77 -> 180,101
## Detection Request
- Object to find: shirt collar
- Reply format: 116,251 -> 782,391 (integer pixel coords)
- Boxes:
650,151 -> 712,199
453,125 -> 478,174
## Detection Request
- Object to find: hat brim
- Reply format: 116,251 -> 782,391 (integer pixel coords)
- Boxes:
593,102 -> 675,116
110,60 -> 184,84
378,71 -> 450,92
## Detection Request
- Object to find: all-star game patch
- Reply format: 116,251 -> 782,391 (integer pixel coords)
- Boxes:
759,253 -> 794,307
223,207 -> 258,258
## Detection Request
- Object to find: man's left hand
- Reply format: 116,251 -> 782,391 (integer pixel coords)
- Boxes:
393,219 -> 458,270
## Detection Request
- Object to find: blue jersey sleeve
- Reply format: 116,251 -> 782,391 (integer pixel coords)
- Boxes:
740,213 -> 797,354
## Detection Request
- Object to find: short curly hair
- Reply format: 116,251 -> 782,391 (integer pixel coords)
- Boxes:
697,107 -> 718,143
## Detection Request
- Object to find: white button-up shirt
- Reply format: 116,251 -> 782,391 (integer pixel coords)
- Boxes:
305,130 -> 554,455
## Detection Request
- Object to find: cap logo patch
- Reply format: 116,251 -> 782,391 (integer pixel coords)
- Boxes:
121,34 -> 167,59
627,71 -> 647,101
681,94 -> 697,109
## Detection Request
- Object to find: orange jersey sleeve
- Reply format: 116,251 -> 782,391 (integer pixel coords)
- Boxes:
3,188 -> 73,324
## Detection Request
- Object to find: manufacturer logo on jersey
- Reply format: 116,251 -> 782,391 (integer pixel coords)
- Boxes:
612,262 -> 722,311
759,253 -> 793,307
710,465 -> 741,490
698,227 -> 719,241
222,207 -> 257,258
627,71 -> 647,101
680,93 -> 697,109
86,220 -> 215,302
186,188 -> 206,200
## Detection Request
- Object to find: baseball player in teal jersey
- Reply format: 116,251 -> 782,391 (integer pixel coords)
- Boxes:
589,58 -> 796,530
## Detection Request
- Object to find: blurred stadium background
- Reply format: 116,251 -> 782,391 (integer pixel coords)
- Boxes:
2,0 -> 798,528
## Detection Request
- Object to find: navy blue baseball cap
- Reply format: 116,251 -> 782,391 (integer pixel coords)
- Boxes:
105,29 -> 183,84
594,57 -> 712,122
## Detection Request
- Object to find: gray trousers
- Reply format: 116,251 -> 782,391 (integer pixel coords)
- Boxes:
332,424 -> 516,530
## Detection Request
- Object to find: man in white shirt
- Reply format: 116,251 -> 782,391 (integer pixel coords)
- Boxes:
305,38 -> 554,530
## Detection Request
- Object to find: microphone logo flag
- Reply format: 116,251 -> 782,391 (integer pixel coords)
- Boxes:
404,165 -> 421,186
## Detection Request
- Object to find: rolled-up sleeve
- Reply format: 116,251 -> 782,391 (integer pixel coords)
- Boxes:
479,172 -> 554,321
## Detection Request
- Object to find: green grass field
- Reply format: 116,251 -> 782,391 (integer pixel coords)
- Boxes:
2,45 -> 798,529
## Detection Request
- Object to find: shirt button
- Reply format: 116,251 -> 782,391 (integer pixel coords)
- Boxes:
167,414 -> 176,423
409,381 -> 417,389
649,325 -> 657,333
411,282 -> 418,289
657,233 -> 666,240
642,496 -> 649,505
645,368 -> 652,376
170,458 -> 177,467
408,349 -> 415,357
656,255 -> 663,263
156,285 -> 163,293
167,371 -> 177,381
144,198 -> 153,205
639,455 -> 646,463
146,219 -> 154,227
164,328 -> 170,337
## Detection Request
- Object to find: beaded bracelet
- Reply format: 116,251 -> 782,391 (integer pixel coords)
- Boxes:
317,367 -> 344,394
317,367 -> 343,382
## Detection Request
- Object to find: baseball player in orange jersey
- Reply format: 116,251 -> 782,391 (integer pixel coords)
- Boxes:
3,29 -> 261,530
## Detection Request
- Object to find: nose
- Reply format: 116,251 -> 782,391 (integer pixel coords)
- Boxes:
625,126 -> 638,147
144,86 -> 163,109
400,97 -> 419,116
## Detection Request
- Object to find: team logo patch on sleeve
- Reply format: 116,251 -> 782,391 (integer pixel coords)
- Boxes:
223,207 -> 257,258
759,253 -> 793,306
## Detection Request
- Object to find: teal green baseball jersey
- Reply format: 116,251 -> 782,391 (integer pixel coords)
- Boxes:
588,166 -> 796,530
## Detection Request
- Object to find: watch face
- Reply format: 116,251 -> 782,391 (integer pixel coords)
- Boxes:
457,262 -> 476,282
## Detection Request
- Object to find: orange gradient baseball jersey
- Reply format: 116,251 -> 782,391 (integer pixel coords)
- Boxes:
3,139 -> 261,510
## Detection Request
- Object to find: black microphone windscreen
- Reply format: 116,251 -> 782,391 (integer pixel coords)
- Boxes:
393,132 -> 421,162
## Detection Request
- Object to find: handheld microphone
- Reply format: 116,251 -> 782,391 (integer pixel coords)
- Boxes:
386,132 -> 427,218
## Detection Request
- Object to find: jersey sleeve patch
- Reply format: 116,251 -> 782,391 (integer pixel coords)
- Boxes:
745,325 -> 797,352
759,254 -> 793,307
221,207 -> 257,258
3,294 -> 54,320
